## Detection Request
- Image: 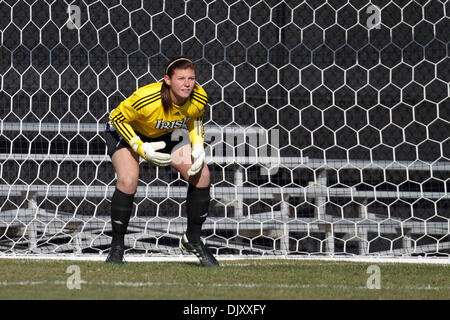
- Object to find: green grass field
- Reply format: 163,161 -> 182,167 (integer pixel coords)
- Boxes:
0,258 -> 448,300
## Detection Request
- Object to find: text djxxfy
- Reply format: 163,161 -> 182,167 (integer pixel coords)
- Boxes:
228,304 -> 266,317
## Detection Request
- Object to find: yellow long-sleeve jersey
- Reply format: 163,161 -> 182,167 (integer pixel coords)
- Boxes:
109,82 -> 207,158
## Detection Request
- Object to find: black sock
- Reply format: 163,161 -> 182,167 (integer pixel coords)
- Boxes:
110,188 -> 135,248
185,184 -> 211,243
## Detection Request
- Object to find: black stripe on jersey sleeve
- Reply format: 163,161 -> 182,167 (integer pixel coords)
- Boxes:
193,89 -> 208,100
191,97 -> 207,113
117,122 -> 134,143
135,94 -> 161,111
111,113 -> 126,126
192,92 -> 208,105
110,114 -> 128,140
111,113 -> 133,142
132,91 -> 160,110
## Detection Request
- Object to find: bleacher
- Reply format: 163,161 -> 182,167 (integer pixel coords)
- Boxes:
1,121 -> 448,257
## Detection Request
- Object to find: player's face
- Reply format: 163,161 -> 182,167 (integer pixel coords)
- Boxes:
165,68 -> 196,106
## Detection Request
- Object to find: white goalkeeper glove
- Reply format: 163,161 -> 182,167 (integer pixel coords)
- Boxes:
141,141 -> 172,167
187,144 -> 205,176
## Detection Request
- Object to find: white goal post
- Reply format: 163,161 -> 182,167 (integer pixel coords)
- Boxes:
0,1 -> 448,261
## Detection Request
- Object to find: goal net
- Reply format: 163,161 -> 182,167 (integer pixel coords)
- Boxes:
0,0 -> 448,259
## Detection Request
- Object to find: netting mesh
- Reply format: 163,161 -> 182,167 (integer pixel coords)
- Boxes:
0,0 -> 449,257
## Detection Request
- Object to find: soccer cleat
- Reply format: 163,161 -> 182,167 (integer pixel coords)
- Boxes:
181,234 -> 219,267
106,245 -> 125,264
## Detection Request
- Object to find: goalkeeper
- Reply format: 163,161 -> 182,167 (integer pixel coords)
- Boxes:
104,57 -> 218,267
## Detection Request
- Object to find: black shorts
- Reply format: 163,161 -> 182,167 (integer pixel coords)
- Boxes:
104,123 -> 190,158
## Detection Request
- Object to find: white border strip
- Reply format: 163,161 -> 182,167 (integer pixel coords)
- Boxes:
0,254 -> 449,265
1,280 -> 448,291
